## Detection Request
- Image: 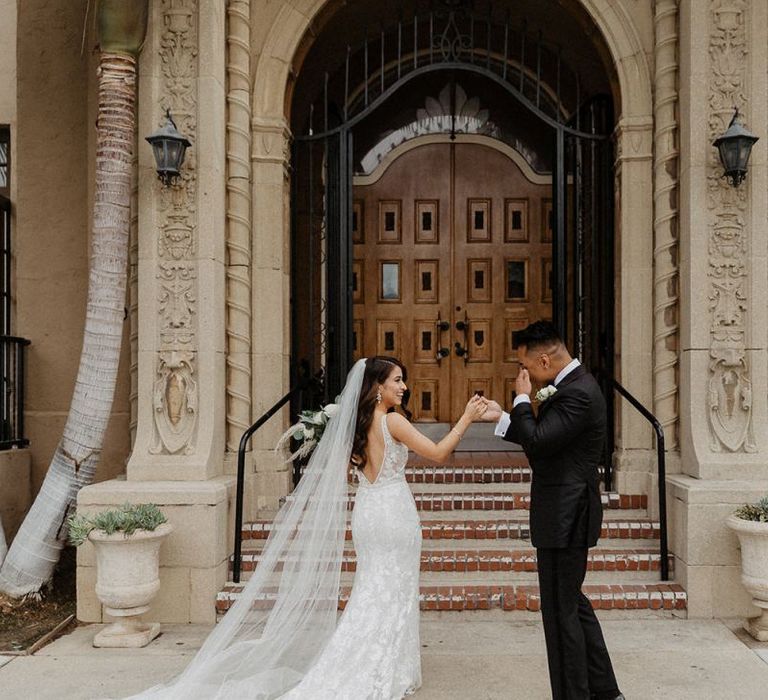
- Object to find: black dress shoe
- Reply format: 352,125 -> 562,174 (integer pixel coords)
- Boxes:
592,694 -> 625,700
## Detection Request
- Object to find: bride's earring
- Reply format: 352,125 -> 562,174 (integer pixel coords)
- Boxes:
376,389 -> 382,404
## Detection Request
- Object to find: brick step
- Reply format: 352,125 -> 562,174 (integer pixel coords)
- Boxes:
302,464 -> 610,484
302,464 -> 536,484
242,518 -> 661,542
216,581 -> 687,615
231,546 -> 671,578
285,491 -> 647,513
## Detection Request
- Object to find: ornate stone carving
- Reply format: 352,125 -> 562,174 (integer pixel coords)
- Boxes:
225,0 -> 252,452
706,0 -> 755,452
151,350 -> 198,455
157,262 -> 196,341
152,0 -> 200,454
653,0 -> 680,449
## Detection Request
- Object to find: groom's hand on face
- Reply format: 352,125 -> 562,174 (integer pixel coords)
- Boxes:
480,399 -> 503,422
515,368 -> 532,397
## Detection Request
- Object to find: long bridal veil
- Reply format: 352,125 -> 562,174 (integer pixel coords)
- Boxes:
128,359 -> 366,700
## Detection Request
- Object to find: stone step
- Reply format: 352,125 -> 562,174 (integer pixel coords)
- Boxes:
230,546 -> 671,578
285,491 -> 647,513
241,518 -> 662,542
216,581 -> 687,615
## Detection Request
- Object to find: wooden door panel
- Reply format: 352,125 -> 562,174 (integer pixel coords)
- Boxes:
451,143 -> 552,420
354,141 -> 552,422
354,143 -> 452,421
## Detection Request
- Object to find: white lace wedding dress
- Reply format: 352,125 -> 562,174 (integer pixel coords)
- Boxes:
281,413 -> 423,699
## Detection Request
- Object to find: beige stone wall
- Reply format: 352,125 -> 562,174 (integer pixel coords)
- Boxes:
0,450 -> 31,542
14,0 -> 132,497
0,0 -> 16,127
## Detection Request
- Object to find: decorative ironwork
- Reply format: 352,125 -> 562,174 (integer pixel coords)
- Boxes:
291,7 -> 614,410
434,0 -> 474,61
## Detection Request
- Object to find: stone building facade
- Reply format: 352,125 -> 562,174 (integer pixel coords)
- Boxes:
0,0 -> 767,624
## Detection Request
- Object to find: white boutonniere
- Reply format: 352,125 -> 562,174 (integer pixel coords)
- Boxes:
535,385 -> 558,403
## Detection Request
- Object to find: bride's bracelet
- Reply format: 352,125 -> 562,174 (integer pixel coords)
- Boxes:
450,427 -> 463,440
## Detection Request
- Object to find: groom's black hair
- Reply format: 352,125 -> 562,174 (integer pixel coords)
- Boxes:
512,320 -> 563,351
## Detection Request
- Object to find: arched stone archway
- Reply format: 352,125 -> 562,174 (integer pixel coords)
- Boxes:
248,0 -> 660,500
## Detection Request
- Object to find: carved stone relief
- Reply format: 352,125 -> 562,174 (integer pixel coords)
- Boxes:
706,0 -> 755,452
152,0 -> 199,454
151,350 -> 198,454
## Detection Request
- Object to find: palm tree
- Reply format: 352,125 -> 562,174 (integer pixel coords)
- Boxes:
0,1 -> 149,597
0,516 -> 6,567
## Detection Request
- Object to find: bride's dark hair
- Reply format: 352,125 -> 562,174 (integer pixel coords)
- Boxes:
351,356 -> 409,470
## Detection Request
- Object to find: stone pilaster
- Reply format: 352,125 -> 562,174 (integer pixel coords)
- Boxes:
671,0 -> 768,619
679,0 -> 767,479
612,115 -> 658,495
128,0 -> 227,481
249,113 -> 292,514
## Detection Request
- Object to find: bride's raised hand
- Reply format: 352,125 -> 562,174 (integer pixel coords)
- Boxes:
463,394 -> 488,422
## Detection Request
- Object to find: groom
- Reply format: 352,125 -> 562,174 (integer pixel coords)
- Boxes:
483,321 -> 623,700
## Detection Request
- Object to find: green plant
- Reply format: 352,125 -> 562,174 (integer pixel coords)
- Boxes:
67,503 -> 168,547
734,496 -> 768,523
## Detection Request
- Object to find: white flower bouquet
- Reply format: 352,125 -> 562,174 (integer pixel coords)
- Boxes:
275,401 -> 341,462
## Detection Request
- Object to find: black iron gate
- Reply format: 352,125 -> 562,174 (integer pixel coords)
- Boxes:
290,3 -> 615,416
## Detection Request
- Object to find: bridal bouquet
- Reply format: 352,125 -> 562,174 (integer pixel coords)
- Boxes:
275,401 -> 340,462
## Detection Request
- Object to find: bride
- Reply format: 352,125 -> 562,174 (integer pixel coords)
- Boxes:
127,357 -> 487,700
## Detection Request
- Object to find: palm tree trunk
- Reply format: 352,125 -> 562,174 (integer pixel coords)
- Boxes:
0,515 -> 7,567
0,52 -> 137,596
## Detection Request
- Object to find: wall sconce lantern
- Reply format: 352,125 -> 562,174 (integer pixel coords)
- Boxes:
145,109 -> 192,187
713,107 -> 759,187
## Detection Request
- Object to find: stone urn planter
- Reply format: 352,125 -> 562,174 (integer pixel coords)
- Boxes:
727,514 -> 768,641
89,522 -> 173,647
69,504 -> 172,648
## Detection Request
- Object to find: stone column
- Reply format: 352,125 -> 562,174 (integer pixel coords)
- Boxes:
653,0 -> 681,452
612,115 -> 658,496
671,0 -> 768,618
248,113 -> 292,515
77,0 -> 233,625
225,0 -> 253,458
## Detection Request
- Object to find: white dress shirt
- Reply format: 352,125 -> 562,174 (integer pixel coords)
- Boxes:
494,358 -> 582,437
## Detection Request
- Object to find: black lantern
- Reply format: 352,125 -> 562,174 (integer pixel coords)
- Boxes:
713,108 -> 759,187
145,109 -> 192,186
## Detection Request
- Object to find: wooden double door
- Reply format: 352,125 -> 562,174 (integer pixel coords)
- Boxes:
352,139 -> 553,422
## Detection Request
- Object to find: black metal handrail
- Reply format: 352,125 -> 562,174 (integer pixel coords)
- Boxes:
232,370 -> 324,584
0,335 -> 30,450
607,378 -> 669,582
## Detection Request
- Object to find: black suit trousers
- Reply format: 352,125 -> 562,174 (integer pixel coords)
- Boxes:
537,547 -> 619,700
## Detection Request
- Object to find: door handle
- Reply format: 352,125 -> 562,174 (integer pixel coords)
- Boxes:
455,311 -> 470,364
435,312 -> 450,364
454,341 -> 468,358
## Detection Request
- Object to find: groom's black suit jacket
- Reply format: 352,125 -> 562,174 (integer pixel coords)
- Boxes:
503,364 -> 605,549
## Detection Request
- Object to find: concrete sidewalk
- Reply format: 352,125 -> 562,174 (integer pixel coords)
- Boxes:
2,616 -> 767,699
